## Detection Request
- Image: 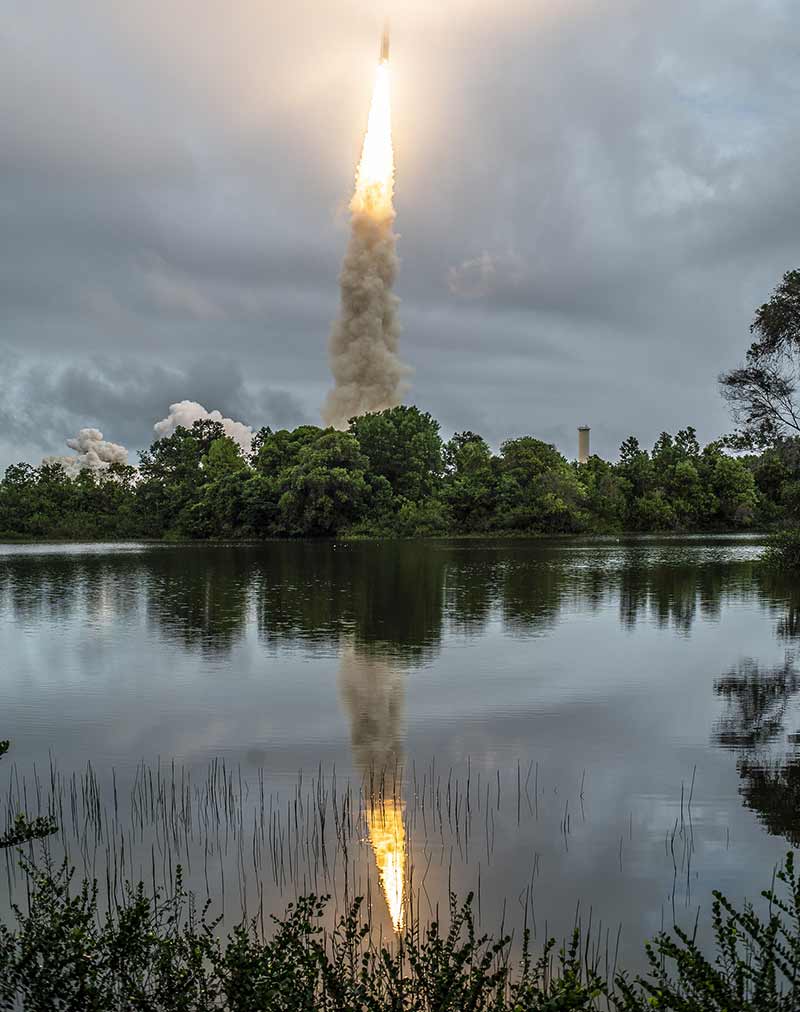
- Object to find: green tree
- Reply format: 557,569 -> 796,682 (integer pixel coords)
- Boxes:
349,406 -> 443,502
720,269 -> 800,447
496,437 -> 587,532
579,455 -> 627,531
252,425 -> 323,477
442,431 -> 496,531
135,421 -> 227,536
276,431 -> 372,536
701,444 -> 758,526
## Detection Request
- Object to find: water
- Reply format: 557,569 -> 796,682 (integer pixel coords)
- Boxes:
2,535 -> 799,968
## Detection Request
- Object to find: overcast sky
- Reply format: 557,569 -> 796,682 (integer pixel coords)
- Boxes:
2,0 -> 799,468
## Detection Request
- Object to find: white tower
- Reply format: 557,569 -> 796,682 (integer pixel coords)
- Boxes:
578,426 -> 590,464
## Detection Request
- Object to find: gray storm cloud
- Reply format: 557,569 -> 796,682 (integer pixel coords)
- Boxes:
154,400 -> 253,453
42,428 -> 128,478
2,1 -> 799,466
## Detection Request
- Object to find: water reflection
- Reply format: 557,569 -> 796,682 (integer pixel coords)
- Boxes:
714,658 -> 800,845
7,536 -> 800,960
6,536 -> 800,847
4,539 -> 796,658
338,644 -> 407,931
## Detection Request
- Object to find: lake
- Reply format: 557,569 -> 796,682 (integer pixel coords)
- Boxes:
2,535 -> 799,968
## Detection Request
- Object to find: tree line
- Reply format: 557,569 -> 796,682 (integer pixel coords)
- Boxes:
2,267 -> 800,541
1,407 -> 798,540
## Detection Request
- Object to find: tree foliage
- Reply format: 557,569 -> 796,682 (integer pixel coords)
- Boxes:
0,410 -> 786,541
720,269 -> 800,448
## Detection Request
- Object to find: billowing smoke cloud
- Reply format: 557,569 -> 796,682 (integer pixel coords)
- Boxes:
42,428 -> 128,478
322,209 -> 410,429
322,61 -> 410,429
154,400 -> 253,453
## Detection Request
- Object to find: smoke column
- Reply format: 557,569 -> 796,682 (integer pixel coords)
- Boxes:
43,428 -> 128,478
322,55 -> 410,429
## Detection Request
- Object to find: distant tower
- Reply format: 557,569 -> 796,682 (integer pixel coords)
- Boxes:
578,426 -> 590,464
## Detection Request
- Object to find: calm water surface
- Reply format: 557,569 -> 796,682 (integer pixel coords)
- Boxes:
2,536 -> 799,966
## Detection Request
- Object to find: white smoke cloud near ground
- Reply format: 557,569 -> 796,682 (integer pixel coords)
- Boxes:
42,428 -> 129,479
154,400 -> 253,453
322,59 -> 410,430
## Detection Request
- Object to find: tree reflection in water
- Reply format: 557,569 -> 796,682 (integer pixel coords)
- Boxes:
714,659 -> 800,845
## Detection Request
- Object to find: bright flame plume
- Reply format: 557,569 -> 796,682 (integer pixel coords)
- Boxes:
366,798 -> 405,932
352,62 -> 394,216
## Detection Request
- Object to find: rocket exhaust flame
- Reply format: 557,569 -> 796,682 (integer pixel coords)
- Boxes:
352,61 -> 394,216
322,33 -> 409,429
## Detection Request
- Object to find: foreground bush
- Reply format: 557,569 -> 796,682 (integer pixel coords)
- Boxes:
2,853 -> 800,1011
763,528 -> 800,570
0,859 -> 603,1011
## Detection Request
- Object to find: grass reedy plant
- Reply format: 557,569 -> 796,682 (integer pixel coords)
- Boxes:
615,852 -> 800,1011
0,741 -> 57,851
3,849 -> 800,1010
0,853 -> 606,1011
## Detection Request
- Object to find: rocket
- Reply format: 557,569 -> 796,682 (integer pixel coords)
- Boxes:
380,23 -> 390,63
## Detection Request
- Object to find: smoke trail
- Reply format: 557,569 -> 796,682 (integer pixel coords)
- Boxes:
322,59 -> 410,429
154,400 -> 253,454
42,428 -> 128,478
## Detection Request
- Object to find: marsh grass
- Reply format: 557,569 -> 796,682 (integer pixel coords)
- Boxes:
2,756 -> 703,949
1,749 -> 800,1009
1,847 -> 800,1010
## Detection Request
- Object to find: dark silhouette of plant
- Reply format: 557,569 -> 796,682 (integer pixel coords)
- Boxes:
720,270 -> 800,448
0,740 -> 58,850
4,850 -> 800,1010
615,852 -> 800,1010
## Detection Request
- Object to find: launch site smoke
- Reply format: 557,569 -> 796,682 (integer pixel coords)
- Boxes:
42,429 -> 129,478
154,401 -> 254,454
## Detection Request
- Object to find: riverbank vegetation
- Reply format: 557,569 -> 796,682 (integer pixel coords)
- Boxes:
763,529 -> 800,571
3,735 -> 800,1009
2,268 -> 800,541
2,409 -> 799,540
1,847 -> 799,1010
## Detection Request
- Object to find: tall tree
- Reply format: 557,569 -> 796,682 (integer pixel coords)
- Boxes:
349,406 -> 443,502
720,269 -> 800,447
277,431 -> 372,536
496,437 -> 586,532
442,431 -> 496,531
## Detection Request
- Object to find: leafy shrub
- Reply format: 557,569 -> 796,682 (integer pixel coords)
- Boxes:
2,844 -> 800,1010
763,528 -> 800,570
616,852 -> 800,1010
